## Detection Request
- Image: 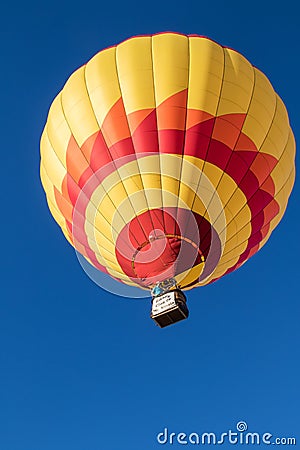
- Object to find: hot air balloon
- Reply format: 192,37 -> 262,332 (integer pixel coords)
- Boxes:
40,32 -> 295,327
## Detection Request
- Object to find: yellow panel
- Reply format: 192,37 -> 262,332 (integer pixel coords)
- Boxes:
183,158 -> 251,234
90,179 -> 134,226
179,172 -> 203,211
271,132 -> 296,192
135,156 -> 165,216
140,178 -> 163,210
106,182 -> 147,222
152,33 -> 189,104
193,189 -> 220,222
203,202 -> 252,282
160,153 -> 182,180
99,173 -> 162,216
224,48 -> 254,82
85,47 -> 121,127
205,243 -> 246,283
73,194 -> 118,247
259,125 -> 288,160
90,251 -> 114,272
97,162 -> 145,213
85,221 -> 126,274
242,69 -> 276,149
218,88 -> 251,115
96,190 -> 127,227
190,90 -> 222,116
224,192 -> 248,219
218,48 -> 254,115
259,95 -> 290,159
181,158 -> 213,209
259,168 -> 295,248
111,195 -> 147,229
162,175 -> 179,201
222,214 -> 250,247
246,101 -> 276,140
98,168 -> 125,194
94,248 -> 120,272
203,193 -> 225,225
103,263 -> 131,280
226,205 -> 252,236
252,68 -> 276,110
271,95 -> 289,136
87,210 -> 114,244
133,180 -> 165,211
212,255 -> 241,277
249,98 -> 277,127
176,262 -> 205,288
221,214 -> 238,243
40,164 -> 57,205
137,154 -> 162,180
176,182 -> 197,210
116,36 -> 155,114
274,167 -> 295,211
180,156 -> 203,188
61,65 -> 100,146
136,155 -> 163,200
215,175 -> 242,205
217,242 -> 247,266
160,155 -> 184,212
84,215 -> 115,249
84,227 -> 124,276
118,182 -> 150,217
40,131 -> 66,191
116,182 -> 163,213
188,36 -> 224,114
222,229 -> 249,258
45,93 -> 71,167
119,173 -> 144,196
113,160 -> 144,192
185,194 -> 205,217
243,115 -> 270,149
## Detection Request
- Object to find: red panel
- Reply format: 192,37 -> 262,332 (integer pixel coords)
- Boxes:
66,174 -> 81,207
212,117 -> 242,149
66,135 -> 90,184
101,98 -> 132,151
115,208 -> 221,286
184,118 -> 215,158
157,90 -> 188,155
130,109 -> 159,153
90,131 -> 113,173
158,129 -> 185,154
157,89 -> 188,130
235,132 -> 258,152
54,186 -> 73,224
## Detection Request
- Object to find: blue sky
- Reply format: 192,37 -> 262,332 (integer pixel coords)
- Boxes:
0,0 -> 299,449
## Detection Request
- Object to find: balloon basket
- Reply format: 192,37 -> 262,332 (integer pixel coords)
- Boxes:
150,289 -> 189,328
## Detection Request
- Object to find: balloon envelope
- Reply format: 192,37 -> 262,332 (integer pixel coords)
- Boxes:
40,33 -> 295,292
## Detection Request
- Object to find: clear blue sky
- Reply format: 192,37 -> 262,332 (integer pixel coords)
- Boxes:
0,1 -> 299,449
